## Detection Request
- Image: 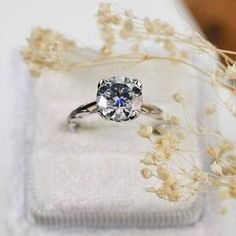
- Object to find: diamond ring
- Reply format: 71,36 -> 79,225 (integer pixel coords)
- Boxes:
68,76 -> 165,129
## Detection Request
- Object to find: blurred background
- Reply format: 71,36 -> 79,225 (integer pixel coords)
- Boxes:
184,0 -> 236,54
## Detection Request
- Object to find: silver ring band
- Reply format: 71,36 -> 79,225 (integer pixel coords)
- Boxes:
68,102 -> 164,129
67,76 -> 167,130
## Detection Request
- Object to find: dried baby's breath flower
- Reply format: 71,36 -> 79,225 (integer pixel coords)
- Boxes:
172,93 -> 184,103
153,150 -> 170,161
149,185 -> 180,201
220,183 -> 236,199
211,161 -> 223,176
99,25 -> 115,55
120,19 -> 134,39
145,187 -> 157,193
123,19 -> 134,32
206,105 -> 216,115
157,166 -> 171,181
215,68 -> 225,79
97,2 -> 111,16
141,168 -> 152,179
221,140 -> 234,151
124,9 -> 134,18
101,45 -> 113,55
155,172 -> 180,202
140,153 -> 156,166
191,170 -> 209,184
170,115 -> 181,126
154,131 -> 180,153
154,126 -> 168,135
143,17 -> 155,34
143,17 -> 174,36
207,145 -> 221,161
225,63 -> 236,80
110,15 -> 122,25
207,141 -> 236,176
21,27 -> 77,77
161,22 -> 175,36
164,40 -> 175,52
228,184 -> 236,198
100,26 -> 114,43
142,165 -> 181,202
138,125 -> 153,138
218,154 -> 236,176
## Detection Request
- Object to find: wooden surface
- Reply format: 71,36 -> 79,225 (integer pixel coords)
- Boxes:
184,0 -> 236,52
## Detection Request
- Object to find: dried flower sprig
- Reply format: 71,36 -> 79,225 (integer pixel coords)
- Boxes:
138,98 -> 236,202
21,28 -> 79,77
21,2 -> 236,203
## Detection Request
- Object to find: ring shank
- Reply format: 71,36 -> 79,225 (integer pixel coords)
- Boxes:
140,103 -> 163,120
68,101 -> 164,129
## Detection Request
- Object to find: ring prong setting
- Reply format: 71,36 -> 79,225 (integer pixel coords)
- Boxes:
96,76 -> 143,122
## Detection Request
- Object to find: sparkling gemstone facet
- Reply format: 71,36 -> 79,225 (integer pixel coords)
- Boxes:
96,76 -> 143,122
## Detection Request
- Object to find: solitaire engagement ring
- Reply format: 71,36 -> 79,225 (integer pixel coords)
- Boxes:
68,76 -> 165,129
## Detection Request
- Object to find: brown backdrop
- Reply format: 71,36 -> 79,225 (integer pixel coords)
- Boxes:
184,0 -> 236,52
